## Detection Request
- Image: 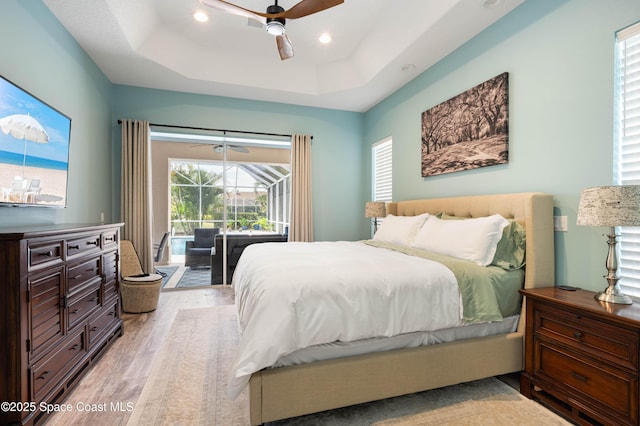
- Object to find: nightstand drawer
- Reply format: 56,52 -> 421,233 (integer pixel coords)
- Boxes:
535,303 -> 639,371
536,341 -> 637,422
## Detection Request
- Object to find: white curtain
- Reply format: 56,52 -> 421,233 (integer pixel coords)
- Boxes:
120,119 -> 154,273
289,134 -> 313,242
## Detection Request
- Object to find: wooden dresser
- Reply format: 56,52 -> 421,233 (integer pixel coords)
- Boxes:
0,223 -> 124,426
520,287 -> 640,425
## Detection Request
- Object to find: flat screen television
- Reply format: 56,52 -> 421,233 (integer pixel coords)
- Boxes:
0,75 -> 71,207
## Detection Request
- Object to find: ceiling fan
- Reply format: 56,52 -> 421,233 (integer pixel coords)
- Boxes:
212,143 -> 249,153
198,0 -> 344,60
189,143 -> 249,153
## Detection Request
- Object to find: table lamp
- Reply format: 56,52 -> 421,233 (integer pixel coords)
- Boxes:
577,185 -> 640,304
365,201 -> 386,233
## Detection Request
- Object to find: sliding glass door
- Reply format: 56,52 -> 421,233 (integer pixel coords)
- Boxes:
166,140 -> 290,285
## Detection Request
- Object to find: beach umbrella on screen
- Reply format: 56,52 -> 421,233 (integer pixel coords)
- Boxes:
0,114 -> 49,175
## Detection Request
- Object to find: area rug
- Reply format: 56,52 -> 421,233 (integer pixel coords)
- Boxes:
155,265 -> 179,287
176,267 -> 212,288
127,305 -> 249,425
128,306 -> 569,426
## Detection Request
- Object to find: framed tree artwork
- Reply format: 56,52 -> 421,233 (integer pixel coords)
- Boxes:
421,72 -> 508,177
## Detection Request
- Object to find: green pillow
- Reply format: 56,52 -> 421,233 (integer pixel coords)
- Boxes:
437,213 -> 526,270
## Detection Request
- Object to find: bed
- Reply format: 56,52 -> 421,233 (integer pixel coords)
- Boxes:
233,192 -> 554,425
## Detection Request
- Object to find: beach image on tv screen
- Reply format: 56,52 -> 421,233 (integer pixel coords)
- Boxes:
0,76 -> 71,207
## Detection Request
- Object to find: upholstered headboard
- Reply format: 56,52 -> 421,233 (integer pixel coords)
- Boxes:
386,192 -> 555,292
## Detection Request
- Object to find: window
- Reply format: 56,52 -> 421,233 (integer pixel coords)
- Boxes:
614,22 -> 640,296
169,160 -> 290,236
373,137 -> 392,203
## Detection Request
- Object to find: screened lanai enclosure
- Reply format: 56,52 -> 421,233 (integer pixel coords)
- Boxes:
170,160 -> 290,237
150,129 -> 293,272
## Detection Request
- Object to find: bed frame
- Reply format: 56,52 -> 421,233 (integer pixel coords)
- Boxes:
247,192 -> 555,425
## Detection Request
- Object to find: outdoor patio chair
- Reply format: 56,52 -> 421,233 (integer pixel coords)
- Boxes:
185,227 -> 219,268
153,231 -> 170,276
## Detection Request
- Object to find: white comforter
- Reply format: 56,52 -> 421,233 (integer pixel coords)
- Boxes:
228,241 -> 463,399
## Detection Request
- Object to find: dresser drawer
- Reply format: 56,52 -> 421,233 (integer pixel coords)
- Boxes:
88,302 -> 119,345
29,267 -> 64,361
102,230 -> 118,250
535,340 -> 637,423
28,240 -> 63,270
67,255 -> 101,294
66,234 -> 101,258
535,303 -> 639,371
31,329 -> 86,401
67,284 -> 101,330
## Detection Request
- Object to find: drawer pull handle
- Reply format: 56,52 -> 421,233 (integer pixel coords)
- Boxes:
71,274 -> 83,280
37,370 -> 50,380
105,237 -> 114,241
38,250 -> 54,257
87,241 -> 99,246
70,344 -> 80,351
68,244 -> 80,250
90,326 -> 98,332
71,309 -> 79,314
570,371 -> 588,382
573,331 -> 583,339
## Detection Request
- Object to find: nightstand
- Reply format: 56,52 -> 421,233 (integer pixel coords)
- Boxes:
520,287 -> 640,426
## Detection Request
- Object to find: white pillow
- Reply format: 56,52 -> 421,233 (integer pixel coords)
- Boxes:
373,213 -> 429,246
412,214 -> 509,266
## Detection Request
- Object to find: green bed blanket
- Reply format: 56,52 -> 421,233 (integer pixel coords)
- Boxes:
364,240 -> 524,323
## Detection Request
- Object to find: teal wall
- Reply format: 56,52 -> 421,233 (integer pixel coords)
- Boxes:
0,0 -> 113,226
110,86 -> 364,241
3,0 -> 640,290
363,0 -> 640,290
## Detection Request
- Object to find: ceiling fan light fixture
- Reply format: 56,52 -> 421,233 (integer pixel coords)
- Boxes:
266,19 -> 285,36
266,3 -> 286,36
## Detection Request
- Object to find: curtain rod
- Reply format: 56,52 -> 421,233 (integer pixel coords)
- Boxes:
116,119 -> 312,140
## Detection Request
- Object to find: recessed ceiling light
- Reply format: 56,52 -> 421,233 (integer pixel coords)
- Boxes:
401,64 -> 416,72
319,33 -> 332,44
194,11 -> 209,23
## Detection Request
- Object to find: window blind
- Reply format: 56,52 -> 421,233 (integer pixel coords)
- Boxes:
373,137 -> 392,202
615,22 -> 640,296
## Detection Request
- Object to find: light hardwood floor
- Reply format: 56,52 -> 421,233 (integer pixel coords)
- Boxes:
44,287 -> 235,426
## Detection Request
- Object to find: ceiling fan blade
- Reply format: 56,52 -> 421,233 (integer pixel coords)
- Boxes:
276,34 -> 294,60
230,145 -> 249,153
280,0 -> 344,19
198,0 -> 266,24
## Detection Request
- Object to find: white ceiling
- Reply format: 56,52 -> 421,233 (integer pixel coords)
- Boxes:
43,0 -> 524,112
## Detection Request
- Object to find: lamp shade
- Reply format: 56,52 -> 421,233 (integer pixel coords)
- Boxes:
577,185 -> 640,227
365,201 -> 386,218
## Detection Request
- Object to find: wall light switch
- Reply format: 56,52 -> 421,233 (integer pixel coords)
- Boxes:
554,215 -> 568,232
